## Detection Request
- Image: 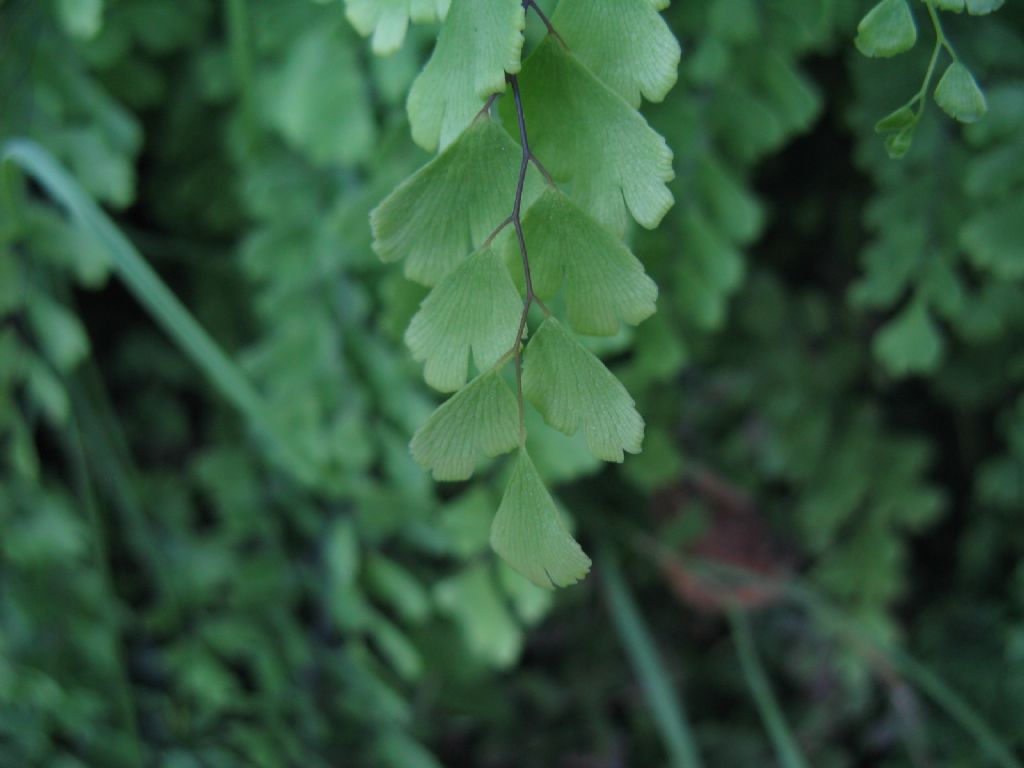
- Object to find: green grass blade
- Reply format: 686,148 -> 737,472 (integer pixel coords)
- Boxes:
789,582 -> 1023,768
2,138 -> 310,479
728,607 -> 809,768
225,0 -> 257,148
66,409 -> 146,768
635,539 -> 1022,768
598,543 -> 705,768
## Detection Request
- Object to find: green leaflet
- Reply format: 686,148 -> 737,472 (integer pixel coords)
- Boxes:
410,368 -> 519,481
855,0 -> 917,58
345,0 -> 449,55
405,246 -> 523,392
434,563 -> 522,667
934,62 -> 988,123
406,0 -> 525,151
371,118 -> 520,286
507,36 -> 674,235
326,518 -> 360,587
961,197 -> 1024,280
523,318 -> 644,462
27,294 -> 90,372
26,355 -> 69,427
873,300 -> 944,375
267,25 -> 374,166
929,0 -> 1002,11
513,188 -> 657,336
708,0 -> 759,43
56,0 -> 103,40
964,0 -> 1005,13
490,448 -> 591,589
365,553 -> 432,625
673,209 -> 745,331
697,156 -> 764,246
551,0 -> 680,108
875,104 -> 917,133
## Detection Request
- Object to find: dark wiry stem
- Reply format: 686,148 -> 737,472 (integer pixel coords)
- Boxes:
510,72 -> 534,444
488,3 -> 565,443
523,0 -> 567,49
476,92 -> 501,121
483,214 -> 514,247
500,72 -> 554,444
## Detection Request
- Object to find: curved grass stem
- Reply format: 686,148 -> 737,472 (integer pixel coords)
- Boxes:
728,607 -> 810,768
1,139 -> 311,480
633,535 -> 1023,768
599,543 -> 706,768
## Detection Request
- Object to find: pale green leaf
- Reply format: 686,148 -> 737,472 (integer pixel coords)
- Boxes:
961,198 -> 1024,279
490,448 -> 591,589
57,0 -> 104,40
497,561 -> 554,624
875,104 -> 918,133
434,563 -> 522,667
26,357 -> 70,426
934,62 -> 987,124
368,615 -> 422,680
551,0 -> 680,108
622,425 -> 684,491
697,156 -> 764,245
374,729 -> 444,768
884,126 -> 916,158
405,246 -> 522,392
371,118 -> 520,285
873,300 -> 944,375
345,0 -> 449,55
410,368 -> 519,481
27,295 -> 90,372
524,406 -> 601,484
756,51 -> 822,134
267,25 -> 374,165
0,251 -> 23,315
523,318 -> 644,462
966,0 -> 1004,13
52,128 -> 135,208
326,519 -> 360,587
514,188 -> 657,336
438,487 -> 495,557
672,209 -> 745,330
365,553 -> 432,624
406,0 -> 525,150
507,37 -> 674,234
709,0 -> 759,42
855,0 -> 917,58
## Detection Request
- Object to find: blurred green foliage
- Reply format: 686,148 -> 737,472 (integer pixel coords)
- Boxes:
0,0 -> 1022,766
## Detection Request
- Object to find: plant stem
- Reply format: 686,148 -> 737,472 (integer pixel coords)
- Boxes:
523,0 -> 567,49
598,543 -> 705,768
634,537 -> 1023,768
487,4 -> 565,441
506,72 -> 545,445
913,0 -> 959,116
67,410 -> 146,768
923,0 -> 960,62
793,583 -> 1022,768
225,0 -> 257,148
728,607 -> 809,768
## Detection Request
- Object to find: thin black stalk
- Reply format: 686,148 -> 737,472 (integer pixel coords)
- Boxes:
523,0 -> 567,49
502,72 -> 555,443
489,3 -> 565,441
509,72 -> 534,443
